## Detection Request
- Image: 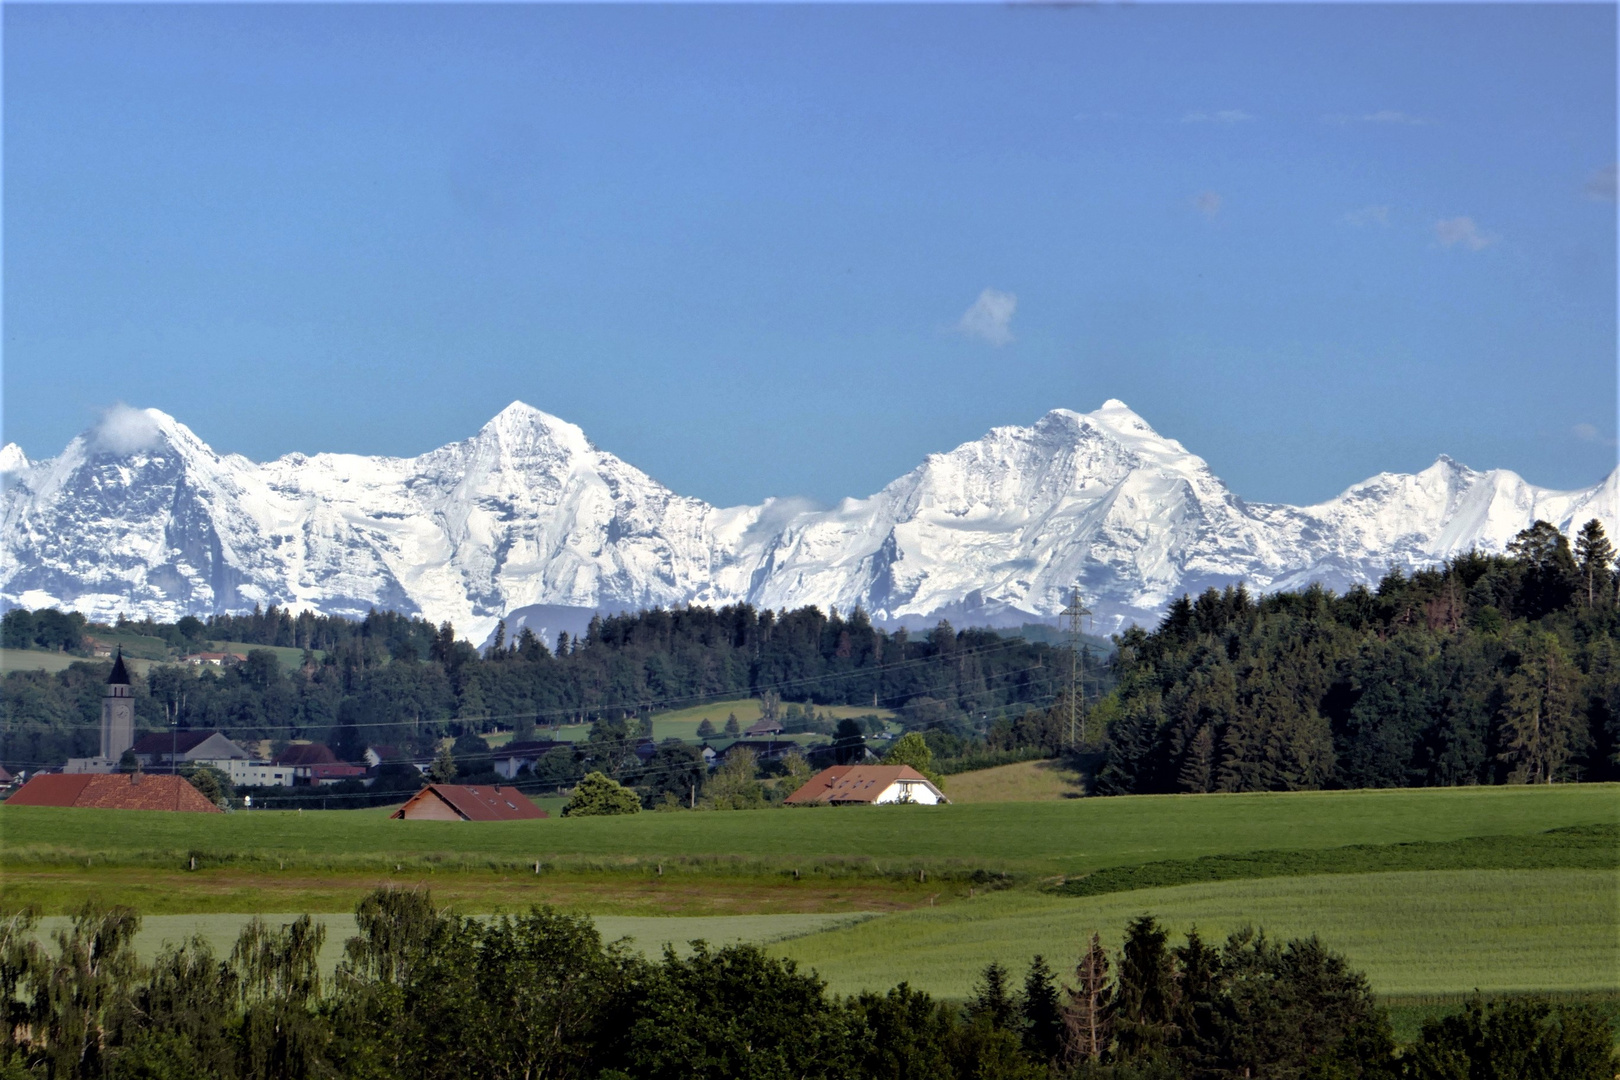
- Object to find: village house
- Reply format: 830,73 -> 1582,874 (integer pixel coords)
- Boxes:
743,717 -> 784,737
129,730 -> 250,771
181,651 -> 248,667
718,739 -> 800,765
7,772 -> 224,813
390,783 -> 548,821
784,765 -> 949,806
490,739 -> 572,780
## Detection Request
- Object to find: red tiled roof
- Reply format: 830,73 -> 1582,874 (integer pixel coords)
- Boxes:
307,763 -> 366,780
7,773 -> 222,812
784,765 -> 939,805
390,784 -> 547,821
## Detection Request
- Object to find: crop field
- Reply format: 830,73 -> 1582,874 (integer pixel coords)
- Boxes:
773,868 -> 1618,1000
943,758 -> 1087,802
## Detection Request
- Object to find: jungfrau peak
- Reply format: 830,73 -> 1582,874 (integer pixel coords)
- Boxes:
2,401 -> 1614,641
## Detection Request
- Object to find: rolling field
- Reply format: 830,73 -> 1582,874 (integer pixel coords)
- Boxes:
5,783 -> 1614,1018
773,869 -> 1620,999
943,758 -> 1087,802
5,783 -> 1613,880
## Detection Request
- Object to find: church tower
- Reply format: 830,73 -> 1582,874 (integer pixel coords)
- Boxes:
100,650 -> 135,761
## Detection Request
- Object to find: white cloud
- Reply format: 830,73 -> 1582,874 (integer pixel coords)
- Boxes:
1344,205 -> 1391,227
956,288 -> 1017,347
1585,163 -> 1617,202
1324,110 -> 1430,126
1573,423 -> 1616,446
91,404 -> 165,455
1194,191 -> 1223,218
1434,216 -> 1497,252
1182,109 -> 1254,124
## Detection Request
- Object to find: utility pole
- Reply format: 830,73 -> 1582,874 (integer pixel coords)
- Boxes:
1063,587 -> 1091,748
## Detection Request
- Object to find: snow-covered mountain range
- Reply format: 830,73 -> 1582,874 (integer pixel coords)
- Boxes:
3,400 -> 1614,643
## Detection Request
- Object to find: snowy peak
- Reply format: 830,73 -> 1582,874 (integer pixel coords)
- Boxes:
2,400 -> 1615,637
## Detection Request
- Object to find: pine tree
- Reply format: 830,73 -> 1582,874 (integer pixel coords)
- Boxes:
1063,932 -> 1114,1063
488,620 -> 507,659
1574,519 -> 1615,609
1020,955 -> 1065,1063
427,744 -> 457,784
965,961 -> 1018,1031
1115,915 -> 1177,1060
697,718 -> 716,739
1497,634 -> 1584,783
723,713 -> 740,737
1176,725 -> 1215,793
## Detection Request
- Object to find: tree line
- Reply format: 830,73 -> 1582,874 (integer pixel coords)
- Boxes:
0,604 -> 1076,778
1095,519 -> 1620,794
1,890 -> 1610,1080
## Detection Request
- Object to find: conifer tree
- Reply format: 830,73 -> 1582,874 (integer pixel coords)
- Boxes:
697,718 -> 716,739
1064,932 -> 1114,1063
1114,915 -> 1177,1060
1497,634 -> 1583,783
427,744 -> 457,783
965,961 -> 1018,1031
1020,955 -> 1065,1063
1574,519 -> 1615,608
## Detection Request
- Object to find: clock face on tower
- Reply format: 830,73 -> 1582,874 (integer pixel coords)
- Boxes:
113,703 -> 132,723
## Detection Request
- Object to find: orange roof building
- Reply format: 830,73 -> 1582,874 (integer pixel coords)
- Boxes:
784,765 -> 948,806
390,783 -> 548,822
6,772 -> 224,813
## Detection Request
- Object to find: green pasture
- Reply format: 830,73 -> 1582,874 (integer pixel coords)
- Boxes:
773,868 -> 1620,1000
640,697 -> 897,743
206,641 -> 319,671
4,783 -> 1613,879
944,758 -> 1087,803
0,649 -> 154,676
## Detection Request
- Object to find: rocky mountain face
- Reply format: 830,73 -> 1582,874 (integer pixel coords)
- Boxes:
3,401 -> 1614,642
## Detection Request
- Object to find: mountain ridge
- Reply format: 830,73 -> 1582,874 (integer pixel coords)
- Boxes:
3,401 -> 1614,642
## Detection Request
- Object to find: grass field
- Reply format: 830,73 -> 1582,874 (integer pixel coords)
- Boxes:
944,758 -> 1087,802
6,784 -> 1614,1025
5,784 -> 1612,880
773,869 -> 1620,999
206,641 -> 320,671
0,648 -> 155,676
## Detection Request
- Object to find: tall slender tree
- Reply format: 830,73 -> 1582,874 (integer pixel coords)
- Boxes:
1574,519 -> 1615,609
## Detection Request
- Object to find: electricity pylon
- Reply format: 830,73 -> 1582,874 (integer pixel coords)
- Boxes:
1063,586 -> 1092,748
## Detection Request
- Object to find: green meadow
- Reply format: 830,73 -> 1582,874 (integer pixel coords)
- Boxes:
4,783 -> 1613,878
5,783 -> 1615,1013
773,868 -> 1619,999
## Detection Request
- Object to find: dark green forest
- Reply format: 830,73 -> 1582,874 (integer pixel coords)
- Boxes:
2,889 -> 1612,1080
1095,519 -> 1620,794
0,603 -> 1079,789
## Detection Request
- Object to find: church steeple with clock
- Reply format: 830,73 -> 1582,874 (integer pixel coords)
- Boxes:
100,649 -> 136,761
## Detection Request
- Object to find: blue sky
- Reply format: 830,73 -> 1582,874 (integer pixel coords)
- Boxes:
4,3 -> 1615,507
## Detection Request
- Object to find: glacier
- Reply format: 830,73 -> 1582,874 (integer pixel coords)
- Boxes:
2,400 -> 1614,642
